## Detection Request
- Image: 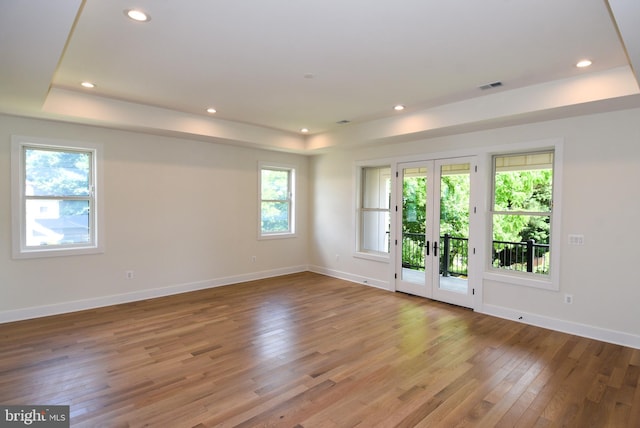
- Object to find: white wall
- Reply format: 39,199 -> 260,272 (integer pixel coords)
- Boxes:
309,108 -> 640,347
3,108 -> 640,349
0,115 -> 309,321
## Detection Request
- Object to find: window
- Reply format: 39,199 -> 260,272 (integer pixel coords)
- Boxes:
357,165 -> 391,257
11,136 -> 103,258
259,163 -> 295,238
490,150 -> 555,283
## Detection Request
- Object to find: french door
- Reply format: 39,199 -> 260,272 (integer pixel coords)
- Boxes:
395,157 -> 475,308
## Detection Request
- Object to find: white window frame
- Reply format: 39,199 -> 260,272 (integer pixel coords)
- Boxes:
11,136 -> 104,259
258,162 -> 296,239
354,163 -> 392,261
484,140 -> 563,290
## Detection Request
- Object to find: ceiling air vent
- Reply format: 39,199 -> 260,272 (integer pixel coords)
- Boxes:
478,81 -> 503,90
336,120 -> 351,125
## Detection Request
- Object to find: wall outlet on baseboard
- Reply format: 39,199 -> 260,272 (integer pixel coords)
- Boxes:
125,270 -> 134,280
564,294 -> 573,304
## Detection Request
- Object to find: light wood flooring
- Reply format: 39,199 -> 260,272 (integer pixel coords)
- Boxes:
1,272 -> 639,427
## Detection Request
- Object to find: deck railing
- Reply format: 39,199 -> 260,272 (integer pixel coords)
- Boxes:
402,232 -> 549,275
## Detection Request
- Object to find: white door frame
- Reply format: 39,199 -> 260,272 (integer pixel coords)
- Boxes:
394,156 -> 480,309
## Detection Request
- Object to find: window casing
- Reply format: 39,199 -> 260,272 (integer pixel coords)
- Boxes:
357,166 -> 391,258
488,149 -> 558,288
259,163 -> 295,238
11,136 -> 103,258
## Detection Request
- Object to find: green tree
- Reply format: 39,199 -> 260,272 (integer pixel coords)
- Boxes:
402,173 -> 471,271
402,176 -> 426,235
402,176 -> 426,268
25,148 -> 90,216
261,169 -> 291,232
440,174 -> 469,237
493,169 -> 552,244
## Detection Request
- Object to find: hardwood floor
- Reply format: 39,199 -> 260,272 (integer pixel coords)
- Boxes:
1,272 -> 639,427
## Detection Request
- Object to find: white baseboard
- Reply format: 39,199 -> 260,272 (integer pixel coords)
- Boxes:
309,267 -> 640,350
308,265 -> 391,291
481,304 -> 640,350
5,267 -> 638,351
0,265 -> 308,324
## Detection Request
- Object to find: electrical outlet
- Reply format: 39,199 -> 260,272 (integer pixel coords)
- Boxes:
564,294 -> 573,304
336,254 -> 340,262
126,270 -> 134,279
251,256 -> 256,263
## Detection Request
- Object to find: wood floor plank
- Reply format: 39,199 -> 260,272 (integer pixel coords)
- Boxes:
0,272 -> 638,427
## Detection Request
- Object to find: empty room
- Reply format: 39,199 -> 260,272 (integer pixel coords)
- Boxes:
1,1 -> 640,426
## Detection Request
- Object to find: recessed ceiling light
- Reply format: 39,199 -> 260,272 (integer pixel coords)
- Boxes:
576,59 -> 592,68
394,105 -> 405,111
206,108 -> 217,114
81,81 -> 96,89
300,128 -> 309,133
125,9 -> 151,22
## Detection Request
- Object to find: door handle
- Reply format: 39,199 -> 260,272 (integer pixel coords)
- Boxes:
425,240 -> 430,256
433,241 -> 438,257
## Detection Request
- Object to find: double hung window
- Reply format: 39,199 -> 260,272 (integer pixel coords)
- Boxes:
259,163 -> 295,238
357,165 -> 391,257
12,136 -> 103,258
490,150 -> 555,283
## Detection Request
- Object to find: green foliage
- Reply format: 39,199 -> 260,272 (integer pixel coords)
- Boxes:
399,165 -> 553,274
493,169 -> 552,244
439,174 -> 469,237
402,173 -> 470,271
401,176 -> 427,268
261,169 -> 289,200
402,176 -> 426,235
261,169 -> 291,233
25,148 -> 91,216
261,202 -> 289,232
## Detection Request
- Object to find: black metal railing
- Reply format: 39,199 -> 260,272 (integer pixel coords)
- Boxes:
401,232 -> 549,276
401,232 -> 469,277
440,234 -> 468,277
401,232 -> 426,270
492,239 -> 549,274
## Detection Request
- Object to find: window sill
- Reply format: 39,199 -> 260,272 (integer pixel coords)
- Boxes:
259,232 -> 297,240
353,251 -> 390,263
484,270 -> 558,291
13,245 -> 104,260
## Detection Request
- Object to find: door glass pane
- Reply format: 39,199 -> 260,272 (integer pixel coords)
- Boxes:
438,163 -> 470,294
401,167 -> 427,284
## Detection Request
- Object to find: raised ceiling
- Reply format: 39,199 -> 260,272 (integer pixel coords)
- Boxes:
1,0 -> 639,152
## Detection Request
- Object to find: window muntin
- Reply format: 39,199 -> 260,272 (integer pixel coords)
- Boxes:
491,151 -> 554,276
358,166 -> 391,256
12,137 -> 102,258
260,165 -> 295,237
